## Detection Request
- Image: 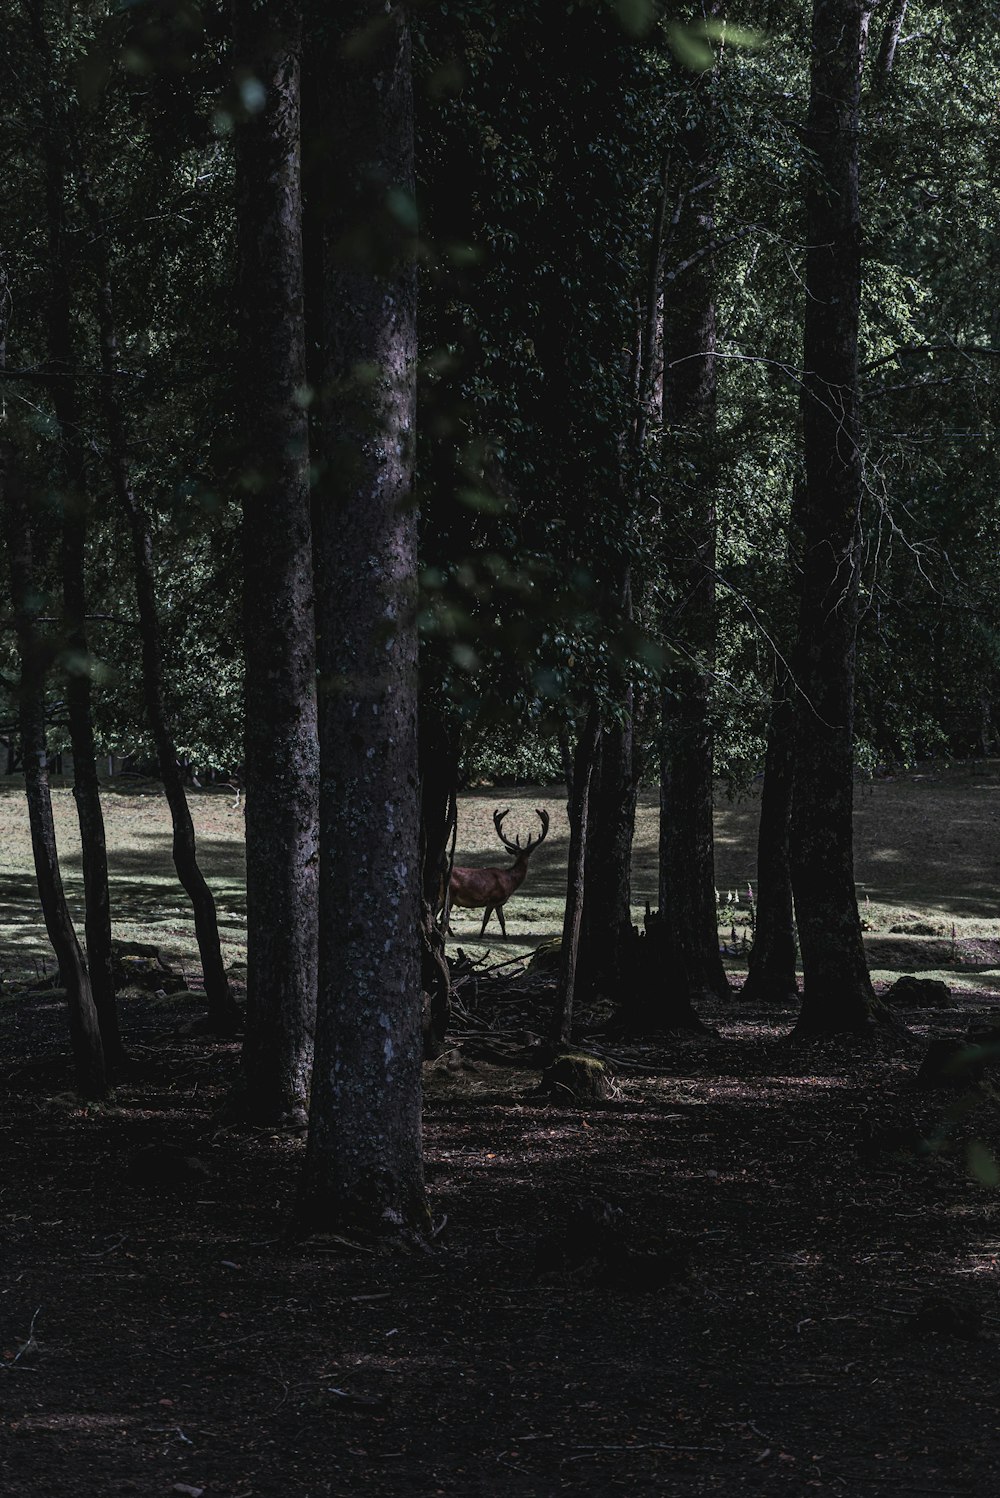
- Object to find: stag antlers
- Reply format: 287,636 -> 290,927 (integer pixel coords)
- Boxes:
493,806 -> 550,856
445,806 -> 550,937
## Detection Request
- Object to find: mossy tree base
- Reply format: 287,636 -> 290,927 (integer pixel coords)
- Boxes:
537,1052 -> 612,1102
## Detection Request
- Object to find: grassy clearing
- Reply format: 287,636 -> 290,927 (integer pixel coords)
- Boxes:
0,777 -> 247,987
0,762 -> 998,995
448,766 -> 1000,996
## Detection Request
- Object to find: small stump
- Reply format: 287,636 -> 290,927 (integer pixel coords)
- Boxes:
537,1052 -> 612,1103
527,940 -> 562,975
887,975 -> 954,1009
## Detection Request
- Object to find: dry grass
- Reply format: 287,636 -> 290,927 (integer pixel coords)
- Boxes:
1,760 -> 998,995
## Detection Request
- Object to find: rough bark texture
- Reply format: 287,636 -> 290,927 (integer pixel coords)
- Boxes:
791,0 -> 880,1035
297,3 -> 429,1239
741,664 -> 799,1005
609,905 -> 715,1037
418,707 -> 457,1057
233,0 -> 318,1126
2,452 -> 106,1099
576,158 -> 668,1004
579,711 -> 638,1003
659,93 -> 729,1004
552,706 -> 602,1046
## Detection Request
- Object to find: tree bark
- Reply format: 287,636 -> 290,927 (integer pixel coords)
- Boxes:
73,164 -> 239,1038
791,0 -> 881,1035
740,662 -> 799,1004
579,710 -> 637,1002
577,153 -> 669,1006
418,706 -> 457,1057
659,87 -> 729,1005
60,81 -> 239,1037
873,0 -> 907,83
28,0 -> 122,1068
123,496 -> 241,1034
232,0 -> 318,1126
552,705 -> 602,1046
297,2 -> 429,1240
1,450 -> 106,1099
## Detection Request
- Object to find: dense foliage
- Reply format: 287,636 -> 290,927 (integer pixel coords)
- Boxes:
1,0 -> 997,780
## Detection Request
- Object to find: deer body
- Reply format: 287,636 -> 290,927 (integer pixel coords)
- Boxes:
445,808 -> 549,937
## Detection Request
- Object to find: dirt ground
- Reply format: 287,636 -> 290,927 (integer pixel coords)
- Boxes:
2,764 -> 1000,1496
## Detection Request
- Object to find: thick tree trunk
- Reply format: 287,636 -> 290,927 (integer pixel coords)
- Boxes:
791,0 -> 881,1035
418,707 -> 457,1057
659,678 -> 727,1000
577,151 -> 668,1004
552,705 -> 602,1046
232,0 -> 318,1126
2,452 -> 106,1099
579,709 -> 637,1002
609,906 -> 714,1036
659,102 -> 729,1005
740,663 -> 798,1004
297,2 -> 429,1240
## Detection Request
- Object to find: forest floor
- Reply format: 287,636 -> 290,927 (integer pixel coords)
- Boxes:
2,763 -> 1000,1496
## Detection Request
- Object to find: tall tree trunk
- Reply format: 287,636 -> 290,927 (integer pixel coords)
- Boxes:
74,165 -> 239,1037
791,0 -> 881,1035
28,0 -> 121,1067
418,706 -> 456,1058
297,2 -> 428,1240
552,705 -> 602,1046
1,449 -> 106,1099
578,155 -> 669,1004
579,709 -> 637,1002
123,497 -> 241,1034
740,661 -> 798,1004
232,0 -> 318,1126
873,0 -> 907,82
659,98 -> 729,1004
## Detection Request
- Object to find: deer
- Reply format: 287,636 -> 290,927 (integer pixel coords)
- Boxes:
444,807 -> 550,937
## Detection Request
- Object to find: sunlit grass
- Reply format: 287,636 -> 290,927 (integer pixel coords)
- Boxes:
0,760 -> 998,994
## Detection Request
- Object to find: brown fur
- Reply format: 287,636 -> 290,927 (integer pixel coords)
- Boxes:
444,807 -> 549,936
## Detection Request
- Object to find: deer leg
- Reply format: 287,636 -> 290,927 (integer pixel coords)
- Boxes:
479,906 -> 494,937
496,905 -> 507,937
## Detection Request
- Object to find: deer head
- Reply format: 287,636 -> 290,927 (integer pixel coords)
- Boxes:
493,806 -> 550,859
